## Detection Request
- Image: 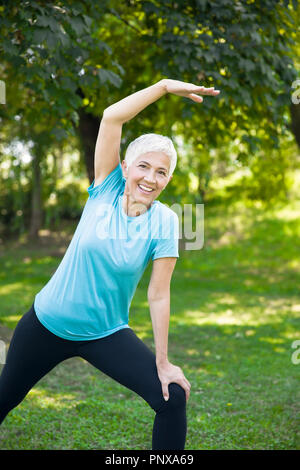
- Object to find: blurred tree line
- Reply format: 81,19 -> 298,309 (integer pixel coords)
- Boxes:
0,0 -> 299,240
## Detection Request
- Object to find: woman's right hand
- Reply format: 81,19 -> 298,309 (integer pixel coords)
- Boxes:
163,78 -> 220,103
156,360 -> 191,403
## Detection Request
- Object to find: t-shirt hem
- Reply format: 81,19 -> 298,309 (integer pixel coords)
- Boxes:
152,253 -> 179,260
35,308 -> 130,341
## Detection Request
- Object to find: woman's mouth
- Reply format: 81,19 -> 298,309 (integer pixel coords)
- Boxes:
137,184 -> 155,195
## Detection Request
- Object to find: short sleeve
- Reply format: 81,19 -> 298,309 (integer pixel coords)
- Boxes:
151,212 -> 180,260
87,163 -> 123,199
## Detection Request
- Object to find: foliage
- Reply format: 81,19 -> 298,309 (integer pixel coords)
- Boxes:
0,0 -> 299,237
0,0 -> 122,138
43,181 -> 87,229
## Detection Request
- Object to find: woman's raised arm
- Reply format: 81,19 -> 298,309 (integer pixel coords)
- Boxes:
103,80 -> 167,124
94,79 -> 219,185
94,80 -> 166,185
103,78 -> 219,124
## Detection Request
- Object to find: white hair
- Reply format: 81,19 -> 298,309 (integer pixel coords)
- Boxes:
124,133 -> 177,177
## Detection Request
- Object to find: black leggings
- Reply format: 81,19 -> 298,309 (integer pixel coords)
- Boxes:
0,303 -> 187,450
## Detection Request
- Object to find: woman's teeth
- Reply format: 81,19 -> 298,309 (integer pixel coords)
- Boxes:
138,184 -> 154,193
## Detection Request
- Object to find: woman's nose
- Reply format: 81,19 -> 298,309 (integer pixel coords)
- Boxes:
144,172 -> 156,183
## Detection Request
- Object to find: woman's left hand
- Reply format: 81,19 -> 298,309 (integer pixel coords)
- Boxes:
156,360 -> 191,402
163,78 -> 220,103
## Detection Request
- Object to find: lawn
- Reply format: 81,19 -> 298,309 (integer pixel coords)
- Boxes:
0,175 -> 299,450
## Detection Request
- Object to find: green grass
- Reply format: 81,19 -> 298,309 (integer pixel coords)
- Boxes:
0,180 -> 299,450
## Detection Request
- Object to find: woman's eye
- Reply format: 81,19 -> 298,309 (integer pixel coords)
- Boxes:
138,165 -> 165,176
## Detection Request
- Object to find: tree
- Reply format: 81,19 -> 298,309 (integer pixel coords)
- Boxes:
0,0 -> 124,238
0,0 -> 298,238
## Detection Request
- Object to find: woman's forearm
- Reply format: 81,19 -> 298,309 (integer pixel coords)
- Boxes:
148,296 -> 170,365
103,80 -> 167,124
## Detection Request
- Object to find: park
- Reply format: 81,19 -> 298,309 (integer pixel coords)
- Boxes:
0,0 -> 299,451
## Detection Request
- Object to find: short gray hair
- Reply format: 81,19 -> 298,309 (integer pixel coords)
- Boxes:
124,133 -> 177,177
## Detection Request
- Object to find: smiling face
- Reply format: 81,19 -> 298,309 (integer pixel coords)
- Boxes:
121,152 -> 173,214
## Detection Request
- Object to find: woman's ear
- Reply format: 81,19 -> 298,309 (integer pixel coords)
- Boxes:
121,160 -> 128,179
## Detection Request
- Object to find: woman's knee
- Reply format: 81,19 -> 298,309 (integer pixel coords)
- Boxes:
149,382 -> 186,413
166,383 -> 186,409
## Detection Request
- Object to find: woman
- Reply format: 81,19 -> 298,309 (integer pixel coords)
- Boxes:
0,79 -> 219,449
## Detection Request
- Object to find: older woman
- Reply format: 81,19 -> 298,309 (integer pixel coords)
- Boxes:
0,79 -> 219,449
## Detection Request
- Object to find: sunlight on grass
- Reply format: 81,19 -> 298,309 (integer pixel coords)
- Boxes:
272,347 -> 286,353
1,315 -> 22,324
181,296 -> 296,327
28,388 -> 78,410
287,259 -> 300,269
133,330 -> 148,340
0,283 -> 25,294
282,331 -> 300,339
181,309 -> 255,326
186,349 -> 199,356
259,337 -> 285,344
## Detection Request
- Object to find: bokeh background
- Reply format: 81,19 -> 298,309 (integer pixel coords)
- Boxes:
0,0 -> 299,450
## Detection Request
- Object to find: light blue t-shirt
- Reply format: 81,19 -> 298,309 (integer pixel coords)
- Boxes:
34,163 -> 179,341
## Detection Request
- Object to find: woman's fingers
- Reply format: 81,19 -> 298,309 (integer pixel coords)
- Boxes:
183,381 -> 190,401
189,93 -> 203,102
166,79 -> 220,99
180,377 -> 191,401
188,84 -> 220,93
163,380 -> 190,402
196,87 -> 220,95
157,361 -> 191,403
202,88 -> 220,95
162,382 -> 169,401
188,87 -> 220,103
185,377 -> 191,389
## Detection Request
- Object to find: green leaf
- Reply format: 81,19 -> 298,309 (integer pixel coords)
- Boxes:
2,40 -> 18,56
50,127 -> 69,141
69,17 -> 87,36
57,31 -> 71,47
242,59 -> 255,73
70,110 -> 79,125
98,69 -> 123,88
83,15 -> 93,28
35,14 -> 50,28
111,61 -> 125,76
46,30 -> 59,49
32,28 -> 48,44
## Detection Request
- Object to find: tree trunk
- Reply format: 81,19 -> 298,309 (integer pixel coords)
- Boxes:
29,151 -> 42,241
77,107 -> 100,184
290,103 -> 300,149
